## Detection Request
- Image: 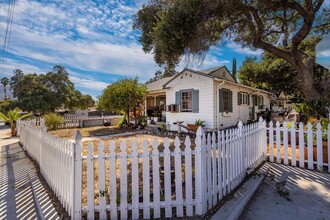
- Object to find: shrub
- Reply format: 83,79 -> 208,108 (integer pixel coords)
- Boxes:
44,113 -> 64,130
117,117 -> 127,127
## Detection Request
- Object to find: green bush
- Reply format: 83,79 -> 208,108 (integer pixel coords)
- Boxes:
117,117 -> 127,127
44,113 -> 64,130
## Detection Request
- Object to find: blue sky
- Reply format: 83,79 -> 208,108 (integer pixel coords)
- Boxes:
0,0 -> 329,99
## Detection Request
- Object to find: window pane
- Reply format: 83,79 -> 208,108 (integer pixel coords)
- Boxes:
181,91 -> 192,112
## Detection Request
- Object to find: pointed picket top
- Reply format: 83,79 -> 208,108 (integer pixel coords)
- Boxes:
120,140 -> 126,154
74,130 -> 83,143
238,121 -> 243,129
184,136 -> 191,148
299,122 -> 304,129
109,140 -> 116,156
207,133 -> 211,147
269,121 -> 273,127
152,138 -> 159,153
316,122 -> 322,130
174,136 -> 181,149
132,140 -> 138,155
143,139 -> 149,153
98,141 -> 104,156
197,126 -> 203,136
164,137 -> 170,151
283,121 -> 287,129
307,122 -> 313,130
88,142 -> 93,155
276,121 -> 280,127
212,132 -> 216,144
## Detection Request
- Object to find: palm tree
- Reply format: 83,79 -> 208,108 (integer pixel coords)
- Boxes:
0,109 -> 31,136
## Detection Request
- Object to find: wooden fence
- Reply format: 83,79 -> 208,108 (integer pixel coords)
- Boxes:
61,115 -> 119,128
18,120 -> 75,216
18,119 -> 266,218
267,121 -> 330,172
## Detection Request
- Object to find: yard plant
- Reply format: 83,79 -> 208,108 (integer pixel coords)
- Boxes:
0,109 -> 30,136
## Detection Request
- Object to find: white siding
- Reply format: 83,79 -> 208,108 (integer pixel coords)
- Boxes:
165,71 -> 271,131
166,71 -> 215,130
214,82 -> 270,129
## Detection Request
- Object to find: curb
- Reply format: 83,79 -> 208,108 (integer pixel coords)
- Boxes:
211,175 -> 264,220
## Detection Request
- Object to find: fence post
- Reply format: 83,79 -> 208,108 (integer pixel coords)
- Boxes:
72,130 -> 82,219
195,127 -> 207,216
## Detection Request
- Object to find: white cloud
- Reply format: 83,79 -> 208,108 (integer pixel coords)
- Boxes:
227,43 -> 263,56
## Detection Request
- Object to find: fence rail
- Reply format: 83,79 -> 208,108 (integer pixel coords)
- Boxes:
267,121 -> 330,172
18,119 -> 266,219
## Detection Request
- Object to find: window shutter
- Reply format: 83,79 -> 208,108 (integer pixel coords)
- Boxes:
175,91 -> 181,106
247,94 -> 250,105
237,92 -> 241,105
219,89 -> 224,112
229,90 -> 233,112
253,95 -> 258,106
192,90 -> 199,113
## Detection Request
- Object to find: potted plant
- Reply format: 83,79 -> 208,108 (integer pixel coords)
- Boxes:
147,117 -> 152,125
152,112 -> 159,122
187,119 -> 205,132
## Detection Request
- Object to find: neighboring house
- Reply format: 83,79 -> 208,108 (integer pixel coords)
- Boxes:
146,66 -> 274,131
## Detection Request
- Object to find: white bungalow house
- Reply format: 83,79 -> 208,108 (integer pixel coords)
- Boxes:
145,66 -> 274,131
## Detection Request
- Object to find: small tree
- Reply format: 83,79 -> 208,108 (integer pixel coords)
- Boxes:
0,109 -> 30,136
98,78 -> 147,127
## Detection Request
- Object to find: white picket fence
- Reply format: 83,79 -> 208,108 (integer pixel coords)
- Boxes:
62,115 -> 115,128
18,120 -> 75,216
267,121 -> 330,172
18,118 -> 266,219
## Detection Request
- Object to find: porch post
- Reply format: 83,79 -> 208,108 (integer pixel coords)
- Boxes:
144,96 -> 147,116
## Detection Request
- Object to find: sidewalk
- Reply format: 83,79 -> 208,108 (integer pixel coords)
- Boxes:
240,162 -> 330,220
0,123 -> 60,219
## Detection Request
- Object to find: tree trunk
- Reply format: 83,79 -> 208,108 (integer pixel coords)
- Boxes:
10,124 -> 16,137
133,106 -> 137,126
126,109 -> 130,127
294,58 -> 322,100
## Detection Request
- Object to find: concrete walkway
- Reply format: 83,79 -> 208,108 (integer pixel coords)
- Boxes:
0,123 -> 59,219
240,162 -> 330,220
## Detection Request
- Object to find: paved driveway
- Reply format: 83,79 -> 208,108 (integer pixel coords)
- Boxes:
240,162 -> 330,220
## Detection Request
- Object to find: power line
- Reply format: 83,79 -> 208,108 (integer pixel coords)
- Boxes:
0,0 -> 16,77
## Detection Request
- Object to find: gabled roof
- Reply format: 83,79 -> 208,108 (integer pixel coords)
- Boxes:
145,76 -> 174,92
163,66 -> 235,87
162,66 -> 272,94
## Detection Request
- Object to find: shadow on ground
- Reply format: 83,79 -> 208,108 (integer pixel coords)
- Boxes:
240,162 -> 330,220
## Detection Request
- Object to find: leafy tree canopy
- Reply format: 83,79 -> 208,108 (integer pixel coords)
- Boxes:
134,0 -> 330,100
0,77 -> 9,87
238,36 -> 330,103
98,78 -> 147,125
9,66 -> 93,113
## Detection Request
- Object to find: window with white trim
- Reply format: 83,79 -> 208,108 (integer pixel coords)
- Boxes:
242,93 -> 249,104
181,90 -> 192,112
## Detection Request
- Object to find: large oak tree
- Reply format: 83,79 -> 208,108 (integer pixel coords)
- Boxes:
134,0 -> 330,101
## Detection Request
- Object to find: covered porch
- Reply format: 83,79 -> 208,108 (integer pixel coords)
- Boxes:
145,76 -> 173,122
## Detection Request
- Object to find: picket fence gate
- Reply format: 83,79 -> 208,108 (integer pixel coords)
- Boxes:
267,121 -> 330,172
18,119 -> 266,219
